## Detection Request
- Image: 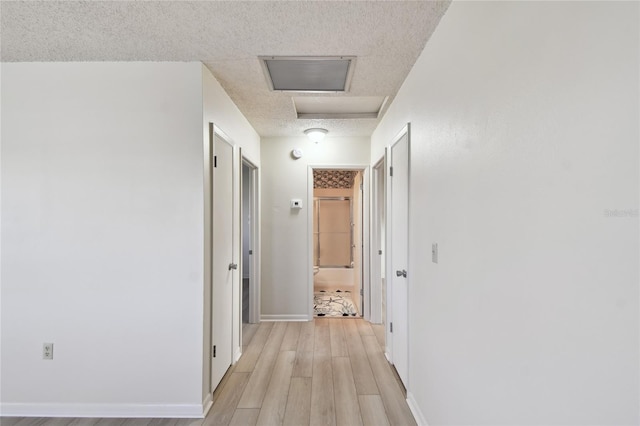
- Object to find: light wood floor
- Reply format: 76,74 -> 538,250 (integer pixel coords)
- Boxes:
1,318 -> 414,426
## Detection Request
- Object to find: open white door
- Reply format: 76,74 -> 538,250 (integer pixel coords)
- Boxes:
388,125 -> 410,387
211,126 -> 235,389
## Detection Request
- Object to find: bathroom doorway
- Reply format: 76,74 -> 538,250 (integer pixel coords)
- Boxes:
311,168 -> 364,318
241,156 -> 259,325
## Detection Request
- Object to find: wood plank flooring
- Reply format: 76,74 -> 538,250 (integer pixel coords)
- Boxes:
1,319 -> 415,426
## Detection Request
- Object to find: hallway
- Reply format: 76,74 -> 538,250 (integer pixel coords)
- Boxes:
3,2 -> 637,423
206,318 -> 414,425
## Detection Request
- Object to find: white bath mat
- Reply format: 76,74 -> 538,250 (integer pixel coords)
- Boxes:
314,290 -> 358,317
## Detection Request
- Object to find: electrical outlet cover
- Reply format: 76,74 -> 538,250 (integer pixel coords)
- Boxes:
43,343 -> 54,360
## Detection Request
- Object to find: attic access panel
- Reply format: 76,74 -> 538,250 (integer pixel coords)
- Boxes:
260,56 -> 356,92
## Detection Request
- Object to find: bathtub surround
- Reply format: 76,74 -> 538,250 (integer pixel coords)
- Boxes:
313,197 -> 353,268
313,268 -> 355,292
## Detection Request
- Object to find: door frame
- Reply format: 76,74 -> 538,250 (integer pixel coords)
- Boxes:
307,164 -> 370,320
370,155 -> 386,325
240,153 -> 261,325
386,123 -> 411,377
203,123 -> 214,410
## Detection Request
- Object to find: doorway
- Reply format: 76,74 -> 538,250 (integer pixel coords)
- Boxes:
241,156 -> 259,326
371,157 -> 386,327
308,167 -> 369,319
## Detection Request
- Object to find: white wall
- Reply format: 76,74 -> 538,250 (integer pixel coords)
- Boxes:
372,2 -> 639,425
261,137 -> 369,319
1,62 -> 205,416
202,65 -> 260,167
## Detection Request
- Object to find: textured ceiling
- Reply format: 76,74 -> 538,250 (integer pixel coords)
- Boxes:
1,1 -> 450,138
314,170 -> 358,189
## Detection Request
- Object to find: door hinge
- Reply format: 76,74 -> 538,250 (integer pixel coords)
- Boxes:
249,249 -> 253,255
214,155 -> 217,168
390,322 -> 393,333
213,345 -> 216,358
360,289 -> 364,296
390,166 -> 394,177
378,249 -> 382,255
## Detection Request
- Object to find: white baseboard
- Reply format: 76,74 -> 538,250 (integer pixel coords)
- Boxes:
260,314 -> 310,322
233,346 -> 242,363
406,392 -> 428,426
0,403 -> 204,418
202,394 -> 213,418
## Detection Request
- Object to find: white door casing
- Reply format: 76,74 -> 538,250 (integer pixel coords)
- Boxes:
241,157 -> 260,324
371,157 -> 386,326
307,165 -> 370,320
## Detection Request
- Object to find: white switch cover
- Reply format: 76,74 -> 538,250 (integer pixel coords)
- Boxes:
290,199 -> 303,209
432,243 -> 438,263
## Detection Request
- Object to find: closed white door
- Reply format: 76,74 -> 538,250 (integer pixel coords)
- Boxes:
212,130 -> 235,389
389,129 -> 409,386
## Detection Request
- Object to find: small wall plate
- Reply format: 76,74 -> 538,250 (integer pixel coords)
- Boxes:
291,148 -> 303,159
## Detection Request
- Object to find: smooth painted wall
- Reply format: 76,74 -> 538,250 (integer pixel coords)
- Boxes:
1,62 -> 260,417
1,62 -> 205,415
372,2 -> 639,425
261,137 -> 370,319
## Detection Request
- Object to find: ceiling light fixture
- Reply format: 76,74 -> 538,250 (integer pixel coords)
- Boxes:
304,128 -> 328,143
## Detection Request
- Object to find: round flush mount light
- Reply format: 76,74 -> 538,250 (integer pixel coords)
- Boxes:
304,128 -> 328,143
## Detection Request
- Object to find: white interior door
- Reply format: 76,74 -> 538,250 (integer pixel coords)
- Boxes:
212,130 -> 235,389
389,128 -> 409,387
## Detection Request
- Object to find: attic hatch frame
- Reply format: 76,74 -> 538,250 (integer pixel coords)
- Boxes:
259,56 -> 357,93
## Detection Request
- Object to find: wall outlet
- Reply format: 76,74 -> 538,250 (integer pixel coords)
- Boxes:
432,243 -> 438,263
43,343 -> 54,360
290,199 -> 303,209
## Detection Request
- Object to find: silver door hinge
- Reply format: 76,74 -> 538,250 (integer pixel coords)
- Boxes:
390,166 -> 393,177
213,345 -> 216,358
214,156 -> 217,168
249,250 -> 253,255
390,322 -> 393,333
378,249 -> 382,255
